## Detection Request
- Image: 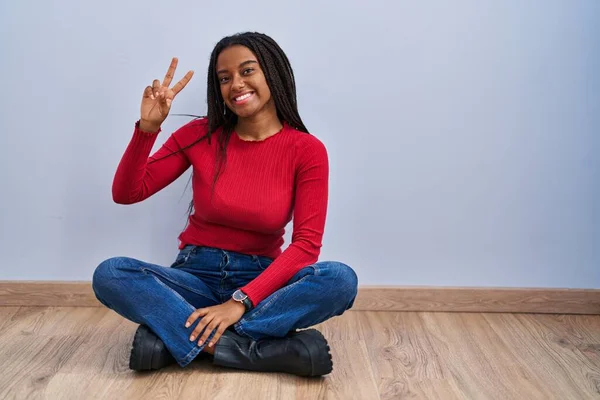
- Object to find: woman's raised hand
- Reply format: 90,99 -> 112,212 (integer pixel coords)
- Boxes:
140,57 -> 194,132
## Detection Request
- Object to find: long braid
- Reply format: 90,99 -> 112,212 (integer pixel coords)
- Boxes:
250,34 -> 307,132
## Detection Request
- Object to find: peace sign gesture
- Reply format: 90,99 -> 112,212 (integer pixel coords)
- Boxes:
140,57 -> 194,132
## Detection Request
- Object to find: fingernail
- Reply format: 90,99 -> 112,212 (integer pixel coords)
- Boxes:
209,342 -> 213,347
198,340 -> 203,346
185,323 -> 190,328
189,336 -> 195,341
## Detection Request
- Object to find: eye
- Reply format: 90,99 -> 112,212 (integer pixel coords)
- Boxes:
242,68 -> 254,75
219,76 -> 230,84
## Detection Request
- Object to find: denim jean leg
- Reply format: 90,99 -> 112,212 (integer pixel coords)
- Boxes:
234,261 -> 359,340
92,256 -> 220,367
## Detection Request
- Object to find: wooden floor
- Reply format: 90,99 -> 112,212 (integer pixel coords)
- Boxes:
0,307 -> 598,400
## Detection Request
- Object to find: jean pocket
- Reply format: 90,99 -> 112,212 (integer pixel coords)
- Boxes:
170,246 -> 195,268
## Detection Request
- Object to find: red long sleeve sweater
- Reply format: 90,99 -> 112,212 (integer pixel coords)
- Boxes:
112,118 -> 329,306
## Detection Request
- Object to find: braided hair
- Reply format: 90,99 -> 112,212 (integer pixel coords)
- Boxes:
151,32 -> 309,216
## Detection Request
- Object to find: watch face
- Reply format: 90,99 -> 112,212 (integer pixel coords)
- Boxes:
233,290 -> 247,301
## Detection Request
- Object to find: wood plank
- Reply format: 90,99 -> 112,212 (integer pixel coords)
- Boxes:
0,306 -> 91,399
43,311 -> 138,398
359,312 -> 445,380
295,340 -> 380,400
177,364 -> 297,400
0,306 -> 20,333
420,312 -> 553,399
0,306 -> 56,338
0,306 -> 109,338
296,311 -> 379,400
313,309 -> 364,341
483,313 -> 599,399
2,282 -> 598,314
515,314 -> 600,397
0,281 -> 101,307
453,313 -> 552,400
120,348 -> 297,400
354,286 -> 600,314
358,311 -> 452,400
0,334 -> 88,399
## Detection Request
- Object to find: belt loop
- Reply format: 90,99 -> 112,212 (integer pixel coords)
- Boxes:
221,250 -> 230,268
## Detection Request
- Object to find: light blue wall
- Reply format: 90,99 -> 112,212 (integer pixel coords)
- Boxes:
1,0 -> 598,287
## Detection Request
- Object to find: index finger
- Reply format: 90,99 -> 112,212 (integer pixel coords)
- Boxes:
162,57 -> 179,87
172,70 -> 194,95
185,307 -> 205,328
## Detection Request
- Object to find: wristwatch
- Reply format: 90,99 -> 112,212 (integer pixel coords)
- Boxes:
232,289 -> 253,312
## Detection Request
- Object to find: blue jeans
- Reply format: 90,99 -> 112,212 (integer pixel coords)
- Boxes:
92,245 -> 358,367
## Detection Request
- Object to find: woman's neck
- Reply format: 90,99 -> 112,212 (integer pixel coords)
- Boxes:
235,106 -> 283,141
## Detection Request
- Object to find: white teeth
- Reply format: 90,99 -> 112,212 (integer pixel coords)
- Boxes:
235,93 -> 252,102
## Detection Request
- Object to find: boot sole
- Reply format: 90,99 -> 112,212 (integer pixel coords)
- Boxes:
294,329 -> 333,376
129,325 -> 165,371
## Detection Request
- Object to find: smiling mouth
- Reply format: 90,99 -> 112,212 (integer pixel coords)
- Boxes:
233,92 -> 254,104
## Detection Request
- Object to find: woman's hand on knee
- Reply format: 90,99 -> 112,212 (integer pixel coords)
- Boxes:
185,299 -> 245,348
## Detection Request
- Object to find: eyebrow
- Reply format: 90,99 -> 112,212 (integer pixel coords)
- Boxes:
217,60 -> 258,75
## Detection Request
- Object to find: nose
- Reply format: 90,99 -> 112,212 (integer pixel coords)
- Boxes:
232,73 -> 245,90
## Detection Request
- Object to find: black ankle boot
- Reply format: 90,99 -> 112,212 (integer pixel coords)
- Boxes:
212,328 -> 333,377
129,325 -> 177,371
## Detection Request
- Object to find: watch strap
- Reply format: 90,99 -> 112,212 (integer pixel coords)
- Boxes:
242,296 -> 253,312
233,289 -> 253,312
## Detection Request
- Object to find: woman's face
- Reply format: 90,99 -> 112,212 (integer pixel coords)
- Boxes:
216,45 -> 275,120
